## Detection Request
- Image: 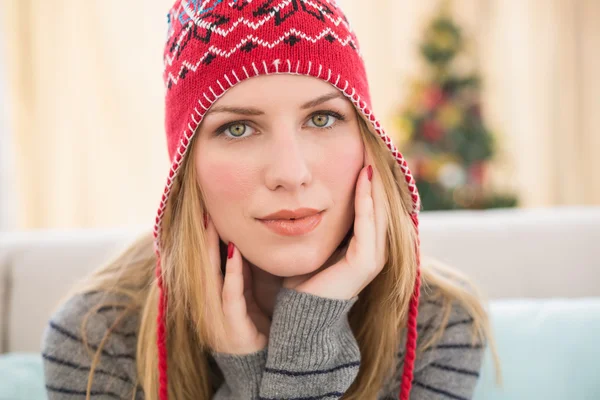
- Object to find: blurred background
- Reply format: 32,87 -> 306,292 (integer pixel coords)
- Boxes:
0,0 -> 598,230
0,2 -> 599,399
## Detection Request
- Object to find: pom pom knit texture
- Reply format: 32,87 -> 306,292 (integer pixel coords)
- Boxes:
154,1 -> 422,399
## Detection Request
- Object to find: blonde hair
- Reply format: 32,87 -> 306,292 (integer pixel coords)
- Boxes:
72,111 -> 500,399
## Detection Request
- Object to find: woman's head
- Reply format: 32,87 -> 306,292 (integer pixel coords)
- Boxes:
193,74 -> 364,277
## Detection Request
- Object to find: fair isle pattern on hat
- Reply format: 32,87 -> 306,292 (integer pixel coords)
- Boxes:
155,1 -> 422,399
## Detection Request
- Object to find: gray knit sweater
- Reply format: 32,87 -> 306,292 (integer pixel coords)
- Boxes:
42,287 -> 484,399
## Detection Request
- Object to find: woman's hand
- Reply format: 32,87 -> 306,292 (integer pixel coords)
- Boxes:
283,150 -> 388,300
206,214 -> 271,355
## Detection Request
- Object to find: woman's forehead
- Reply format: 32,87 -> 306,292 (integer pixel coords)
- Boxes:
208,74 -> 350,111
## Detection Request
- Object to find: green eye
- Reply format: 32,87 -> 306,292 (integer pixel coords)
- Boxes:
311,114 -> 330,127
227,123 -> 247,137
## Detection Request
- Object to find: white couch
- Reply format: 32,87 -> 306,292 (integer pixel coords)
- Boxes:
1,206 -> 599,354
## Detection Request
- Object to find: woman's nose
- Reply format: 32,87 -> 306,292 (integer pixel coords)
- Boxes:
264,133 -> 312,192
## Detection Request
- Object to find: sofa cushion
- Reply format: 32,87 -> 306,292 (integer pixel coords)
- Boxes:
474,297 -> 600,400
0,352 -> 45,400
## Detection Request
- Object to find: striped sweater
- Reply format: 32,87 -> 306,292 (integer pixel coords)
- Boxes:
42,286 -> 484,399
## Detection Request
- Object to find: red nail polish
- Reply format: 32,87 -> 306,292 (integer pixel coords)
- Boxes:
367,165 -> 373,181
203,212 -> 208,228
227,242 -> 235,259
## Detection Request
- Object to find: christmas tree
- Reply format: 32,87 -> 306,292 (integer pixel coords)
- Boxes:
395,1 -> 518,210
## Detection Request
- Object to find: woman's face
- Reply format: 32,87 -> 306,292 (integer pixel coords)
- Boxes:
194,74 -> 364,277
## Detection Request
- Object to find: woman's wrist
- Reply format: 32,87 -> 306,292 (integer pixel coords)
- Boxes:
211,347 -> 267,396
266,287 -> 360,369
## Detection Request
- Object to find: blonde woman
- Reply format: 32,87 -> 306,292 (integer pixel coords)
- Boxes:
42,1 -> 498,399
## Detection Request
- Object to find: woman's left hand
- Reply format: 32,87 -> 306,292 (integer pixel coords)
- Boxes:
282,150 -> 388,300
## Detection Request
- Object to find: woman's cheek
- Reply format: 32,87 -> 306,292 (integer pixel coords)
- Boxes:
321,144 -> 363,193
201,159 -> 255,199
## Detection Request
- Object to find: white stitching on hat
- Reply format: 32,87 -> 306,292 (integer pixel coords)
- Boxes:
334,74 -> 340,86
263,60 -> 269,74
307,61 -> 312,75
232,70 -> 241,83
274,59 -> 280,73
224,74 -> 233,86
198,99 -> 209,111
242,66 -> 250,78
287,59 -> 292,72
203,93 -> 212,103
252,62 -> 259,75
217,79 -> 225,92
209,86 -> 218,99
295,60 -> 300,74
317,64 -> 323,78
327,68 -> 332,81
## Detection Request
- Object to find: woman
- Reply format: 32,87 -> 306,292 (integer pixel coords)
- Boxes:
42,1 -> 499,399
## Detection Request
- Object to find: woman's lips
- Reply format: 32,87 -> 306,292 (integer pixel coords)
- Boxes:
258,211 -> 324,236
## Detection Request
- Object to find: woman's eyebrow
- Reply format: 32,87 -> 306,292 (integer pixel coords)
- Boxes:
205,106 -> 263,116
205,92 -> 344,116
300,92 -> 345,109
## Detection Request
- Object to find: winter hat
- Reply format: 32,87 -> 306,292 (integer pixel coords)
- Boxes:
155,1 -> 422,399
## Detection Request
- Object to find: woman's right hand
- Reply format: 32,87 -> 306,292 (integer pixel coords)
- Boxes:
205,214 -> 271,355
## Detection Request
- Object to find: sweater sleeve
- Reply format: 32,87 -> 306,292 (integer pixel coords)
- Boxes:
258,288 -> 361,399
210,348 -> 267,399
42,292 -> 143,400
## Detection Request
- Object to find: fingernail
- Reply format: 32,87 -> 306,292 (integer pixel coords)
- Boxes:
227,242 -> 235,259
203,212 -> 208,228
367,165 -> 373,181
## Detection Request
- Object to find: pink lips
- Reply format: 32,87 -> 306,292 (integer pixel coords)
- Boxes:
258,210 -> 324,236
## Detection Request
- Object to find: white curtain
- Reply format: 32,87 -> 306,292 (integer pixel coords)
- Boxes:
1,0 -> 173,229
482,0 -> 600,206
1,0 -> 598,230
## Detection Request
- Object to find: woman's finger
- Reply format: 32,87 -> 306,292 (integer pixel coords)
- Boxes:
352,164 -> 376,264
363,147 -> 388,268
221,243 -> 259,335
240,257 -> 256,302
204,213 -> 224,296
370,166 -> 388,267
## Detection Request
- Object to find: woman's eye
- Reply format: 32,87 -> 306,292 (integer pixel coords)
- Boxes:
219,122 -> 254,139
227,123 -> 247,137
308,114 -> 336,129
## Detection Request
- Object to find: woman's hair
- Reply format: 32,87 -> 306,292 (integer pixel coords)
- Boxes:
71,110 -> 500,399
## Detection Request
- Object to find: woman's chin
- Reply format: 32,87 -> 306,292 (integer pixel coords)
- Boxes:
254,251 -> 330,278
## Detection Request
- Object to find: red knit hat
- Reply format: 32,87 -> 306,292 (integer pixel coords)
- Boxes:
155,1 -> 422,399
